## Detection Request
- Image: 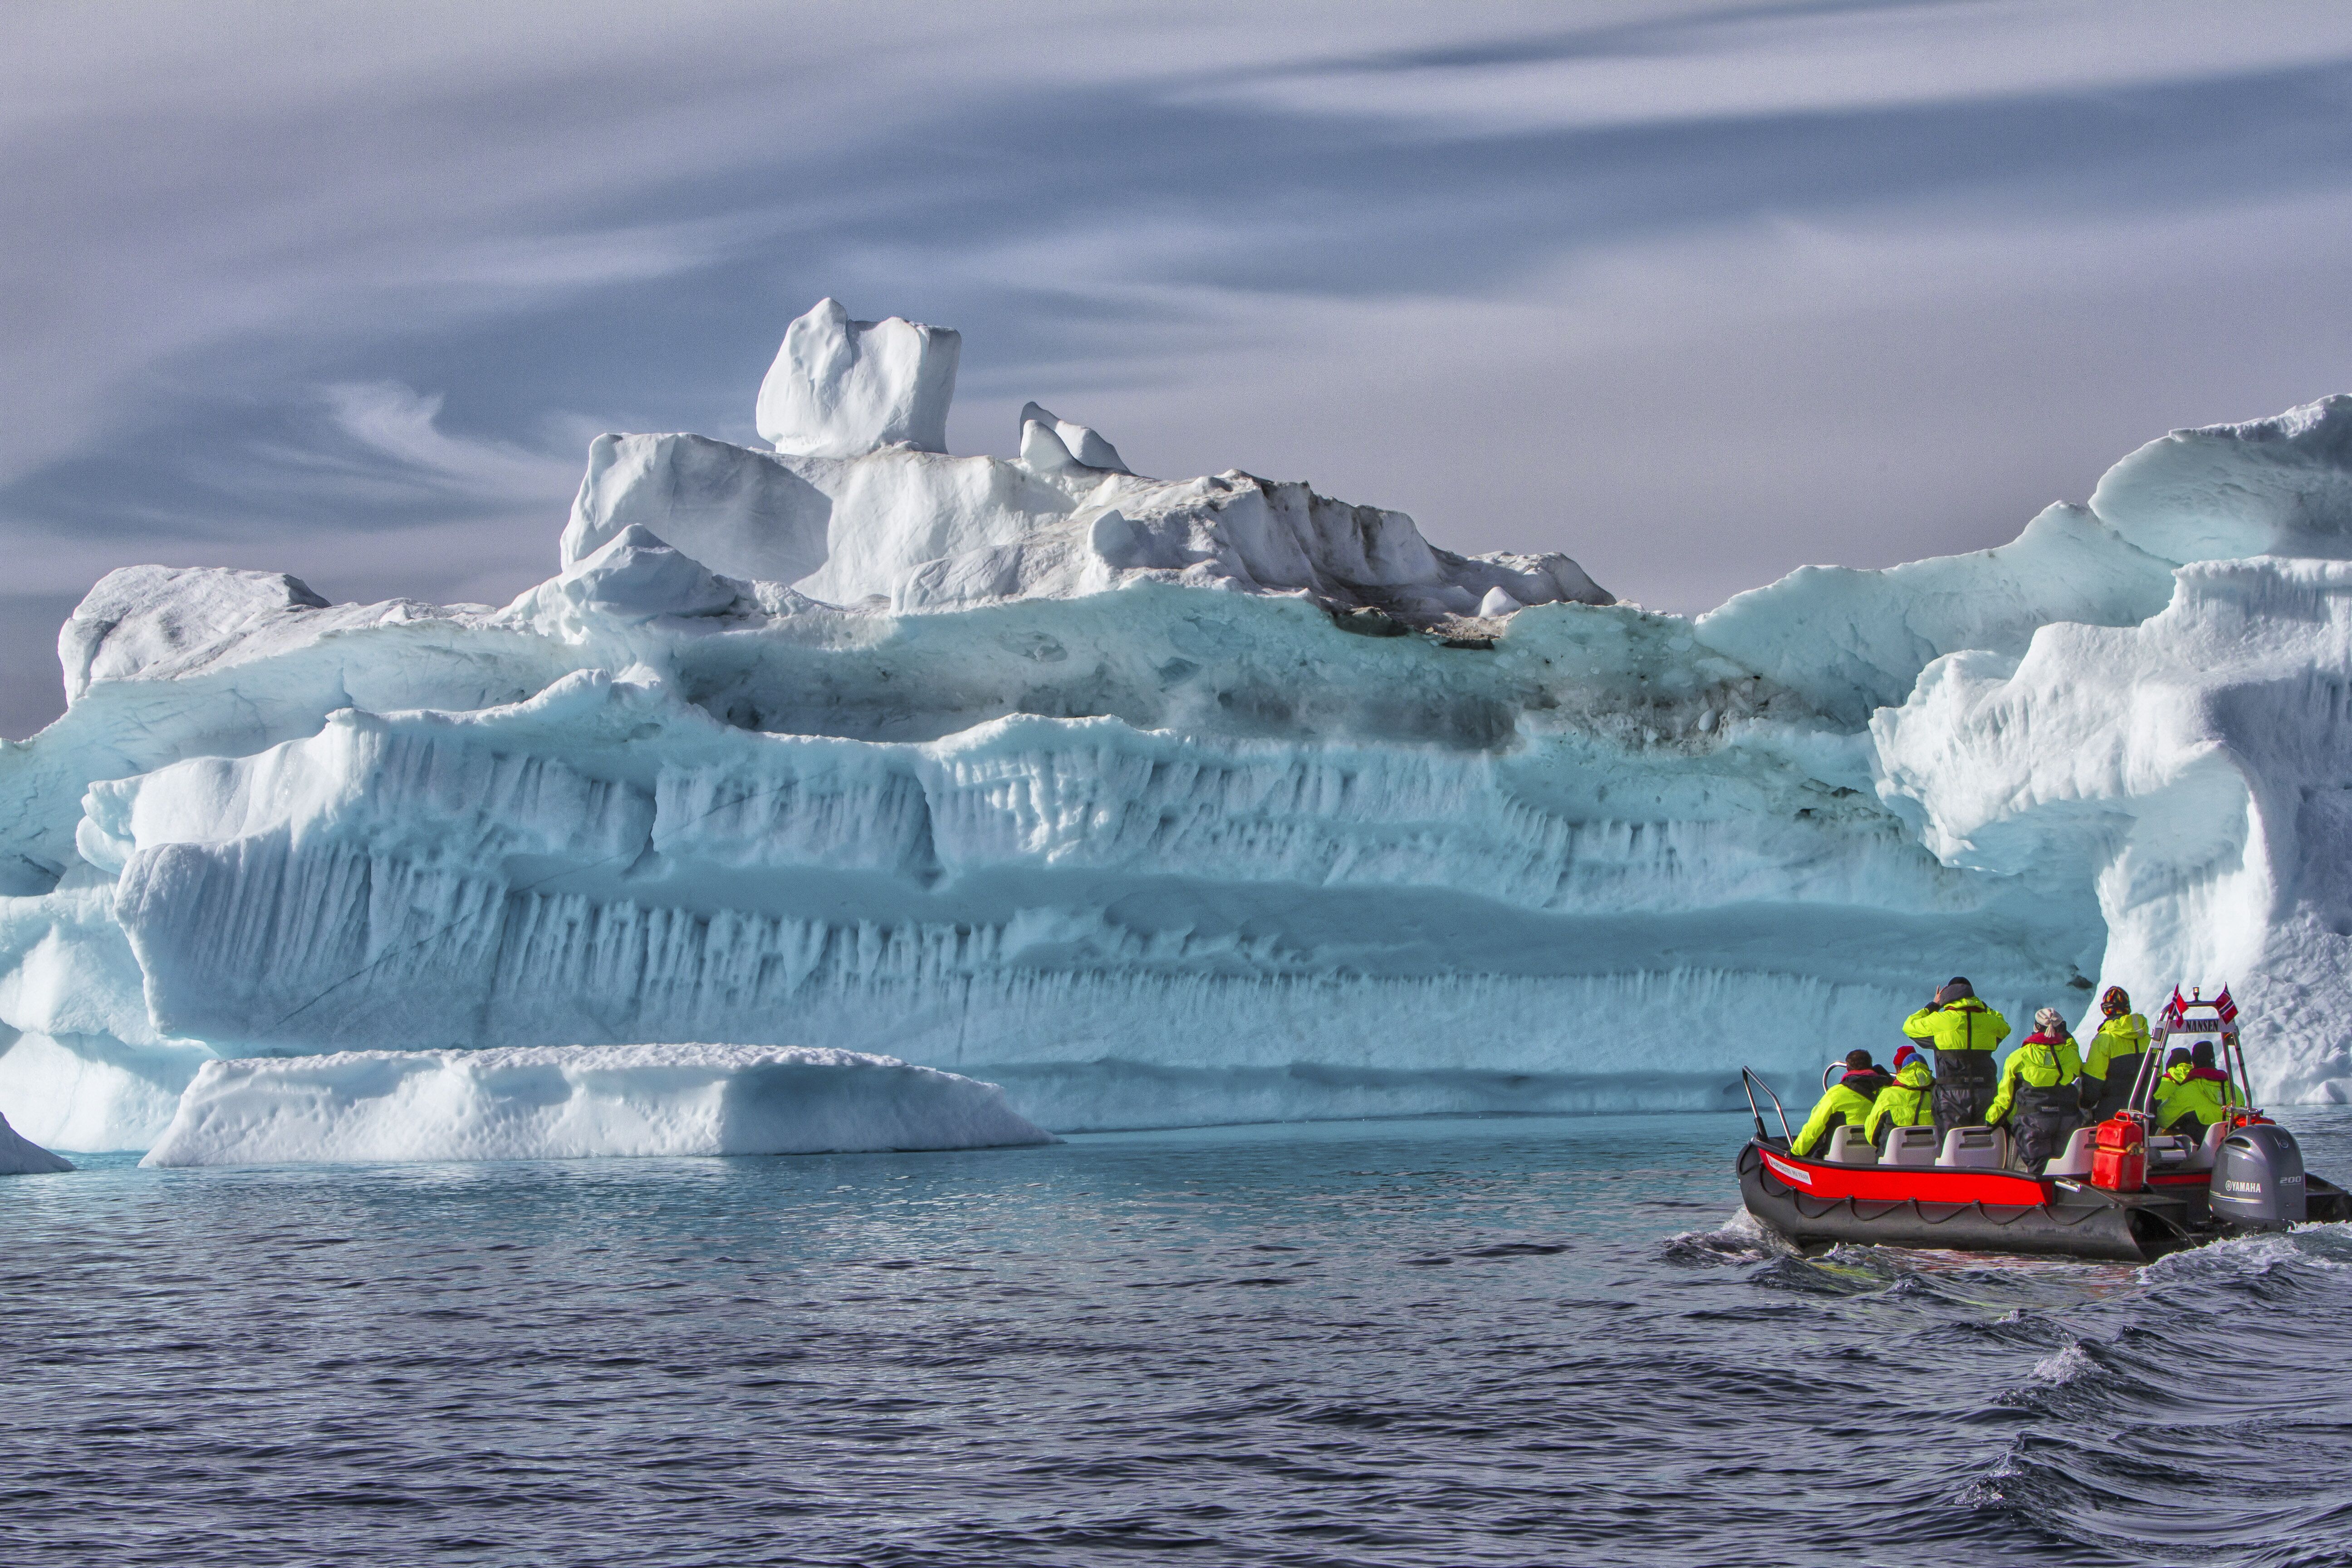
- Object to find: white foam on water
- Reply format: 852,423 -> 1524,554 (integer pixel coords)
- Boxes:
2029,1343 -> 2097,1386
2137,1227 -> 2352,1286
1662,1206 -> 1796,1262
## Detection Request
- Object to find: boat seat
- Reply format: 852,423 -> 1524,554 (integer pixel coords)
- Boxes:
2181,1121 -> 2227,1172
1824,1125 -> 1877,1166
2043,1125 -> 2097,1179
1937,1125 -> 2007,1169
1882,1124 -> 1940,1167
2146,1133 -> 2195,1165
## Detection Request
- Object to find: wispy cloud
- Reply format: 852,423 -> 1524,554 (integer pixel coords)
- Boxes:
5,1 -> 2352,736
1196,1 -> 2352,134
312,382 -> 584,505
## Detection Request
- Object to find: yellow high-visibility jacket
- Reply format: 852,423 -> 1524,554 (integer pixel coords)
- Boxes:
1985,1032 -> 2083,1124
1793,1078 -> 1881,1156
1901,998 -> 2010,1054
2084,1013 -> 2151,1080
1865,1060 -> 1935,1142
2154,1062 -> 2238,1133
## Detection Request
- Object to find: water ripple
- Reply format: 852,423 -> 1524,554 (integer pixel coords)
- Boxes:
7,1107 -> 2352,1565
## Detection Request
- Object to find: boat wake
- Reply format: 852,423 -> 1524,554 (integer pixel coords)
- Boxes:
1946,1214 -> 2352,1565
1658,1207 -> 1793,1265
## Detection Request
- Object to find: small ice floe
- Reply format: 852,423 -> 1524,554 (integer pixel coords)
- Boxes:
140,1043 -> 1054,1168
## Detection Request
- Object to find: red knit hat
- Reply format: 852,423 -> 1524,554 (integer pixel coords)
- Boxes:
1893,1043 -> 1922,1073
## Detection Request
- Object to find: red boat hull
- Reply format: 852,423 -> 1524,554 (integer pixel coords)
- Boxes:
1751,1146 -> 2053,1207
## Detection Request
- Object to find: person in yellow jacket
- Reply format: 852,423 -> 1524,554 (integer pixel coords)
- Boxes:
2154,1042 -> 2240,1142
1903,977 -> 2010,1129
1986,1009 -> 2085,1123
1793,1049 -> 1889,1156
1865,1043 -> 1934,1146
2081,985 -> 2151,1118
1985,1008 -> 2084,1168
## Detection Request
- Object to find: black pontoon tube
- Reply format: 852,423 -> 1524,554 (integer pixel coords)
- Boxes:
1735,1143 -> 2176,1262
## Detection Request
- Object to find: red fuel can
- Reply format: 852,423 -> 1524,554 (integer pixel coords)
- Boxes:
2090,1116 -> 2146,1192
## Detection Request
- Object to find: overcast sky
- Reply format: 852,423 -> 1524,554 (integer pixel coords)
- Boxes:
6,0 -> 2352,736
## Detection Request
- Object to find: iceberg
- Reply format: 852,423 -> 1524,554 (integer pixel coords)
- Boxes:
139,1042 -> 1053,1167
0,1108 -> 72,1173
5,297 -> 2352,1154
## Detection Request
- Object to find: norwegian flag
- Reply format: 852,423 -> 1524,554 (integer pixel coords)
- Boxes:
2215,986 -> 2239,1027
2161,987 -> 2188,1029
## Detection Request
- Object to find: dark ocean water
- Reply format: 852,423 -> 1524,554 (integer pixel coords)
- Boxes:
9,1107 -> 2352,1568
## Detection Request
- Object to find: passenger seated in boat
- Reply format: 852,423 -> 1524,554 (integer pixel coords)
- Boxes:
1793,1050 -> 1886,1156
2155,1041 -> 2238,1143
1865,1044 -> 1934,1148
2153,1045 -> 2189,1102
1985,1008 -> 2085,1170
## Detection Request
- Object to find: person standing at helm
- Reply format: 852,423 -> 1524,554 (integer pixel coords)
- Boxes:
1865,1043 -> 1935,1148
1903,977 -> 2010,1132
2081,986 -> 2151,1119
1986,1008 -> 2084,1170
1793,1049 -> 1886,1156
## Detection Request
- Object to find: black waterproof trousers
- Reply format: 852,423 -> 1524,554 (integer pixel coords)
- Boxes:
2009,1081 -> 2081,1171
1931,1049 -> 1997,1136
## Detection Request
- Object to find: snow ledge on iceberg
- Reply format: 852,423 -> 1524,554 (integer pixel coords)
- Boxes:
139,1043 -> 1056,1167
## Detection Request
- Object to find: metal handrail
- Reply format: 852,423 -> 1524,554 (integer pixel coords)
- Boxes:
2225,1033 -> 2256,1116
2133,1004 -> 2258,1125
1741,1066 -> 1792,1143
2124,1044 -> 2163,1121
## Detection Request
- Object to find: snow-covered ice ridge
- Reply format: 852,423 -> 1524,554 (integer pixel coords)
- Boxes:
141,1043 -> 1053,1167
6,297 -> 2352,1153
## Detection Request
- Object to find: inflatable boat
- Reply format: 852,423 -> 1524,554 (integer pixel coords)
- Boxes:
1736,994 -> 2349,1262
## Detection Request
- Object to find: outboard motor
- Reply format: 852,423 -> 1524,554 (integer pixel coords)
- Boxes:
2211,1122 -> 2307,1232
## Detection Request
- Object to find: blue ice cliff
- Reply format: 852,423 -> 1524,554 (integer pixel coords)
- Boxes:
6,298 -> 2352,1154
